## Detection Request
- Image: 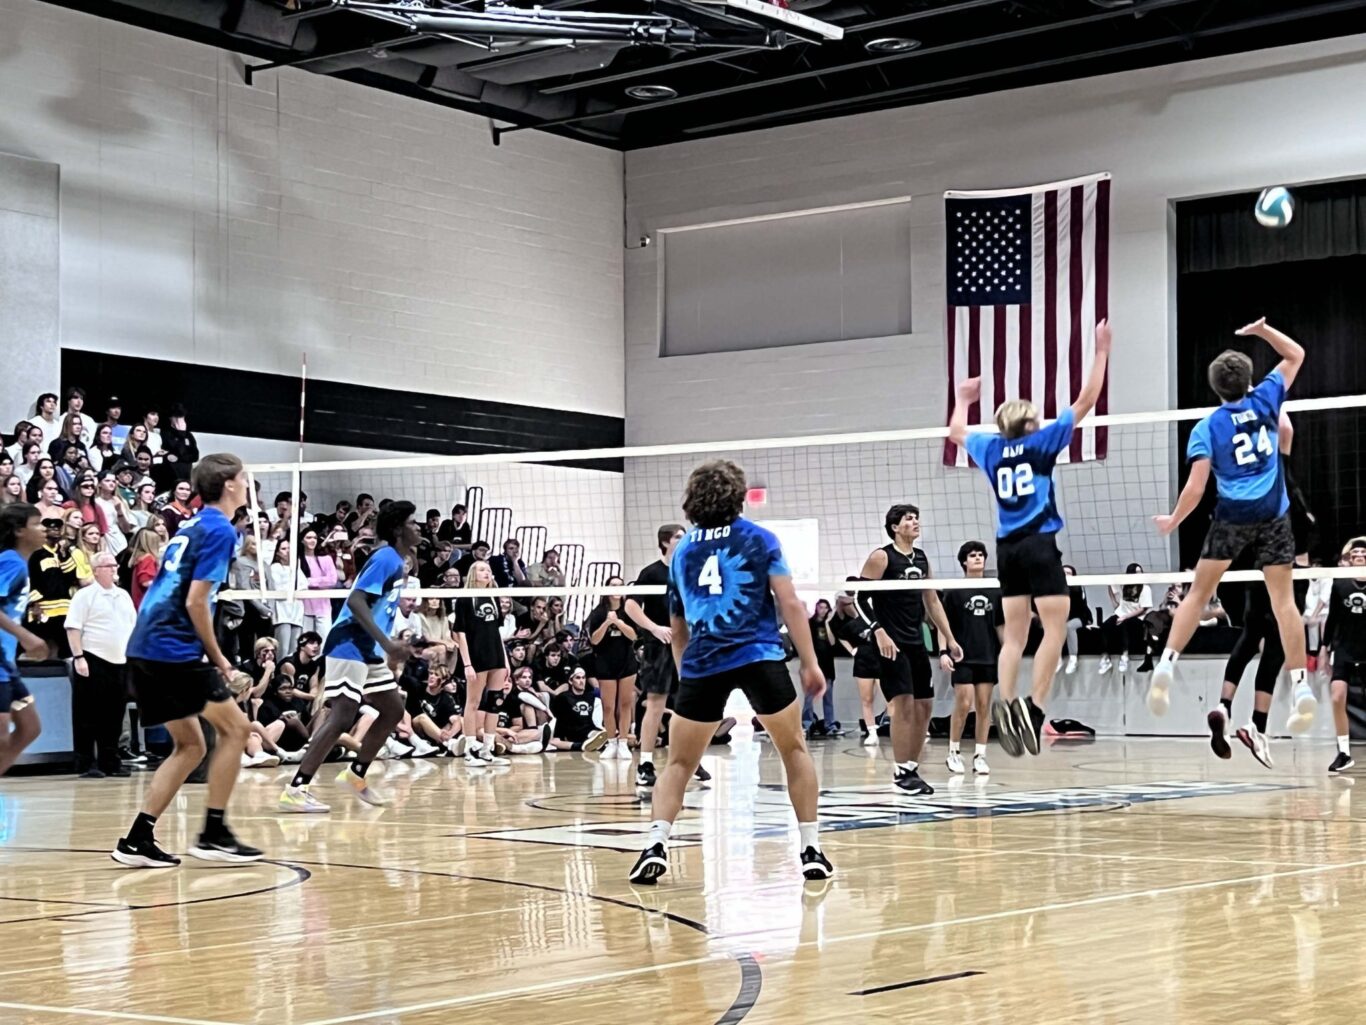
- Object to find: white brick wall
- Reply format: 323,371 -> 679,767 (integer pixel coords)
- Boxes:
621,34 -> 1366,576
0,0 -> 624,418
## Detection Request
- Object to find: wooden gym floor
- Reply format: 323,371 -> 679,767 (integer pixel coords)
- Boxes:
1,733 -> 1364,1025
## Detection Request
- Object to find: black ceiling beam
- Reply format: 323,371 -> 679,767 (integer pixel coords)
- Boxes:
499,0 -> 1208,137
679,0 -> 1366,137
243,33 -> 430,84
539,0 -> 1007,96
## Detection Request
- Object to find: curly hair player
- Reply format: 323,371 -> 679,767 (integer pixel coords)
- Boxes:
628,459 -> 831,885
949,320 -> 1111,757
1148,318 -> 1314,733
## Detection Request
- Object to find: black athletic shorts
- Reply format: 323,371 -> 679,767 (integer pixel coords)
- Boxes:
467,636 -> 505,675
637,641 -> 678,697
128,658 -> 232,728
996,531 -> 1068,598
1201,514 -> 1294,568
675,659 -> 795,723
1331,654 -> 1366,688
595,647 -> 638,681
0,671 -> 33,713
851,643 -> 881,680
952,662 -> 996,685
879,647 -> 933,701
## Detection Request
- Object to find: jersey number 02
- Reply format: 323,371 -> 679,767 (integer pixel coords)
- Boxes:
996,464 -> 1036,501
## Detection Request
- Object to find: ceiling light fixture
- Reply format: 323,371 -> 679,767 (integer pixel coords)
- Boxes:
625,83 -> 678,100
864,37 -> 921,54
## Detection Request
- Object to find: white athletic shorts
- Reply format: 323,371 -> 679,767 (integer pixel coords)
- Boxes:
324,658 -> 397,704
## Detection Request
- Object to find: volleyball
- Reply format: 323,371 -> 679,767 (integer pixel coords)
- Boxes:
1254,186 -> 1294,228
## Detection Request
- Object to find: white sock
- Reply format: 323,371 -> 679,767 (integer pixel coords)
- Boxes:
1339,736 -> 1351,756
975,744 -> 988,757
798,821 -> 820,852
640,750 -> 653,765
647,819 -> 672,847
897,760 -> 918,773
948,741 -> 960,754
1290,668 -> 1308,688
1161,648 -> 1180,664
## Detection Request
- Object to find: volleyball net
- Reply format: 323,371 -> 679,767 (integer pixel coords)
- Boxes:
222,392 -> 1366,617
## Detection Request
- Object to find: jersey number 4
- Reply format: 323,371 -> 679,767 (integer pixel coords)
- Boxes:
698,554 -> 724,595
1233,425 -> 1274,466
995,464 -> 1036,501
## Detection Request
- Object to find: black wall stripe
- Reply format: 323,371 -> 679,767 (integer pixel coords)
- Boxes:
62,349 -> 624,471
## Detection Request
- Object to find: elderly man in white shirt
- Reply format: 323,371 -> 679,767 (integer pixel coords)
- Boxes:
66,552 -> 137,779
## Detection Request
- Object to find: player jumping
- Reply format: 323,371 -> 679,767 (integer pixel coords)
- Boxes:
949,319 -> 1111,756
1148,319 -> 1313,733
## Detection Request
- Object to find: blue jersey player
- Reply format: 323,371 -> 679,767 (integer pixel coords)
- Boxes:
628,460 -> 832,886
0,504 -> 51,776
1148,318 -> 1314,735
113,454 -> 264,869
280,501 -> 419,813
949,319 -> 1111,758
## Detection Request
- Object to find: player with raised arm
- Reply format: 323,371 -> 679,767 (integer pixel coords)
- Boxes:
279,501 -> 419,812
113,455 -> 263,867
1148,319 -> 1314,733
628,460 -> 830,885
0,504 -> 50,775
949,320 -> 1111,757
854,506 -> 962,792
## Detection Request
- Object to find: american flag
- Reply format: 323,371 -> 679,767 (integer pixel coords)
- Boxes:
942,172 -> 1111,467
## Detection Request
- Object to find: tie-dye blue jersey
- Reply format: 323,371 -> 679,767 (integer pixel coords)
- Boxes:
668,517 -> 789,678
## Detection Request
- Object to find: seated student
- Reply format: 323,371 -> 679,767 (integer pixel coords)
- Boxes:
1100,564 -> 1153,675
510,664 -> 553,728
404,662 -> 464,755
547,668 -> 608,752
535,642 -> 576,689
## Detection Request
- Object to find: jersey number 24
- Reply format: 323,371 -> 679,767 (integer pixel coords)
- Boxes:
1233,425 -> 1273,466
996,464 -> 1035,501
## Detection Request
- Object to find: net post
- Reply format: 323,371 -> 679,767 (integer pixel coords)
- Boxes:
246,469 -> 268,606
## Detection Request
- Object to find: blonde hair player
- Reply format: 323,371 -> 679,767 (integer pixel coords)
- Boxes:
1148,319 -> 1314,733
948,320 -> 1111,757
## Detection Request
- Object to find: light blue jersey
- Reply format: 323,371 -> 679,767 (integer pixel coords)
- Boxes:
0,550 -> 31,681
668,517 -> 789,678
965,408 -> 1075,541
324,545 -> 407,665
127,507 -> 236,663
1187,370 -> 1288,524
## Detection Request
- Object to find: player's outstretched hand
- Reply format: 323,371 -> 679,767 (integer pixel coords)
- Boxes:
1152,513 -> 1177,536
800,662 -> 826,698
1235,317 -> 1268,337
956,377 -> 982,404
1095,318 -> 1112,353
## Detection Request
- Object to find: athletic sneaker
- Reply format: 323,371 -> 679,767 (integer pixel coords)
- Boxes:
893,766 -> 934,795
1065,655 -> 1078,675
1137,656 -> 1154,673
255,752 -> 281,768
1148,658 -> 1174,716
973,753 -> 990,776
1235,725 -> 1273,769
279,785 -> 331,814
336,766 -> 392,805
992,699 -> 1024,758
188,829 -> 264,864
279,748 -> 305,764
636,760 -> 657,789
800,846 -> 834,880
582,730 -> 610,753
1288,682 -> 1318,734
862,729 -> 878,748
1013,697 -> 1041,756
629,842 -> 669,885
539,722 -> 554,752
1207,707 -> 1231,759
409,737 -> 440,758
1329,751 -> 1355,774
945,750 -> 965,774
693,763 -> 712,783
1117,654 -> 1130,675
1097,655 -> 1113,675
712,716 -> 738,745
111,836 -> 180,869
473,742 -> 510,767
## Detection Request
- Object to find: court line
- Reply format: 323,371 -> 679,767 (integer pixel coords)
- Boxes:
294,856 -> 1366,1025
0,1002 -> 241,1025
